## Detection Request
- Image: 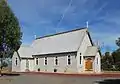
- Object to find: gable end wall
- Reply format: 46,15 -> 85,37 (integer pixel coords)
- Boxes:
77,31 -> 93,72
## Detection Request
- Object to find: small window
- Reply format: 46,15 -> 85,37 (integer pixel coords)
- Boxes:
68,55 -> 71,65
36,58 -> 38,65
54,69 -> 57,72
38,68 -> 40,71
16,58 -> 17,65
80,56 -> 81,64
45,57 -> 47,65
80,53 -> 81,55
55,57 -> 58,65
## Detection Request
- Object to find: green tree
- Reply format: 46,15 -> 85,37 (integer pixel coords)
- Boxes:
0,0 -> 22,75
2,61 -> 8,68
116,37 -> 120,48
101,52 -> 113,70
110,37 -> 120,71
112,49 -> 120,70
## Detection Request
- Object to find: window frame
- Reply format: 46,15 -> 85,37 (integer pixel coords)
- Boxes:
54,56 -> 58,65
67,55 -> 71,65
80,56 -> 81,64
44,57 -> 47,65
97,57 -> 98,64
36,58 -> 38,65
15,58 -> 17,66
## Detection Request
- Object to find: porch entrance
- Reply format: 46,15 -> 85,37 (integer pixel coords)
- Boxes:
85,57 -> 93,71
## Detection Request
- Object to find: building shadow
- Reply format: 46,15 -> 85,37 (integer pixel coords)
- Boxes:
1,73 -> 20,76
95,79 -> 120,84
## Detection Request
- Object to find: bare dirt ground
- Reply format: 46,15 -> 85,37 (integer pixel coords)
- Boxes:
0,74 -> 120,84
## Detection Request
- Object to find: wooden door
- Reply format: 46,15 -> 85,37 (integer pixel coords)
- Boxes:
85,58 -> 93,71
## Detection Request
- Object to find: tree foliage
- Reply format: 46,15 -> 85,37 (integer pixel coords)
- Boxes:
102,37 -> 120,71
101,52 -> 114,71
0,0 -> 22,58
2,61 -> 8,67
116,37 -> 120,48
0,0 -> 22,73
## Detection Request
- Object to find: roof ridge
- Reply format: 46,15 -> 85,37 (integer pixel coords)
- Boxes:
36,27 -> 87,39
21,45 -> 30,47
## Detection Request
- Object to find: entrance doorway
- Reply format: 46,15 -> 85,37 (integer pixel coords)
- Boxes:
25,59 -> 29,72
85,58 -> 93,71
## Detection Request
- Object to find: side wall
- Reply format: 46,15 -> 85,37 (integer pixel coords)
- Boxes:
77,31 -> 93,72
34,52 -> 77,73
12,52 -> 21,72
94,52 -> 101,73
21,58 -> 34,72
12,52 -> 34,72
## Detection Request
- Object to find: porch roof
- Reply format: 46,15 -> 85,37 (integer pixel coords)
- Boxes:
84,46 -> 98,56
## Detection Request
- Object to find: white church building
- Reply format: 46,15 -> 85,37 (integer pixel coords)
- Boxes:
12,28 -> 101,73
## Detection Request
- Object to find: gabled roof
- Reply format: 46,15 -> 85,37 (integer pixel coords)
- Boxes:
17,45 -> 33,58
84,46 -> 98,56
32,28 -> 88,55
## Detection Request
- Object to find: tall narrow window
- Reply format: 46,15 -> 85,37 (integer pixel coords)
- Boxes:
45,57 -> 47,65
26,59 -> 29,69
16,58 -> 17,66
36,58 -> 38,65
80,56 -> 81,64
55,57 -> 58,65
97,58 -> 98,64
68,55 -> 71,65
80,53 -> 81,55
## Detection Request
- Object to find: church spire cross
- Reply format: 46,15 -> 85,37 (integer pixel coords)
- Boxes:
86,21 -> 88,28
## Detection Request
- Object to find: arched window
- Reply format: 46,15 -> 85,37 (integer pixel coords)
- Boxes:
16,58 -> 17,66
80,53 -> 82,64
45,57 -> 47,65
55,56 -> 58,65
80,56 -> 81,64
68,55 -> 71,65
80,53 -> 81,55
36,58 -> 38,65
97,58 -> 98,64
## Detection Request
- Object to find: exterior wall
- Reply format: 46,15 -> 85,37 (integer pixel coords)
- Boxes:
34,52 -> 77,73
12,52 -> 21,72
20,59 -> 26,72
29,59 -> 34,71
21,58 -> 34,72
93,52 -> 101,73
77,32 -> 93,72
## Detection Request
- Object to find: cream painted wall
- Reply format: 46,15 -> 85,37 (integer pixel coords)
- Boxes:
12,52 -> 21,72
12,29 -> 101,73
76,32 -> 101,73
94,52 -> 101,73
21,59 -> 34,72
20,59 -> 26,72
77,32 -> 92,72
34,53 -> 77,73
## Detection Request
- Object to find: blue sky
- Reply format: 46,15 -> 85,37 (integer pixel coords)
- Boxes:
8,0 -> 120,53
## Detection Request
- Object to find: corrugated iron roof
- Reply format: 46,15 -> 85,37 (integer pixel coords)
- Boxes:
31,28 -> 87,55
